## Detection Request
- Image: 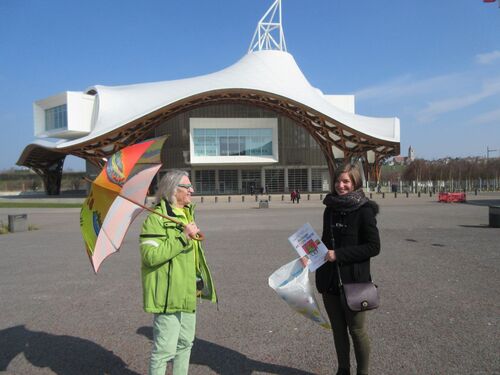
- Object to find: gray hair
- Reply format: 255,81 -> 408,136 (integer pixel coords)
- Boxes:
155,169 -> 189,205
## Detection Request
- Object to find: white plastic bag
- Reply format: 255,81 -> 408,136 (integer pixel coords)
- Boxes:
268,258 -> 331,330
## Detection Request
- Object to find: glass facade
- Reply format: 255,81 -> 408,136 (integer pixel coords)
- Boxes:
193,128 -> 273,157
195,170 -> 215,195
312,168 -> 330,192
265,169 -> 285,193
241,169 -> 261,194
153,103 -> 330,194
45,104 -> 67,131
288,168 -> 308,192
218,169 -> 238,193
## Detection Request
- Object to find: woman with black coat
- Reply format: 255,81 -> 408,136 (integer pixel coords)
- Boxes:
315,164 -> 380,375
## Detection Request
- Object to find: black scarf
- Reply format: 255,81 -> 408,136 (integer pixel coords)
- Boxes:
323,189 -> 368,213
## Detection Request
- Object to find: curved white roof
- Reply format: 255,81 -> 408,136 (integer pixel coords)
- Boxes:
53,50 -> 398,149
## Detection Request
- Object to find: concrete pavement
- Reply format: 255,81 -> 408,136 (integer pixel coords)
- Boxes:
0,193 -> 499,374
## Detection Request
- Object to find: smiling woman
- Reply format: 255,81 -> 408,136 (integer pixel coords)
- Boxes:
315,163 -> 381,375
174,176 -> 195,208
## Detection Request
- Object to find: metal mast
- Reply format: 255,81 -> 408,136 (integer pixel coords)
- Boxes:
487,146 -> 498,159
248,0 -> 287,53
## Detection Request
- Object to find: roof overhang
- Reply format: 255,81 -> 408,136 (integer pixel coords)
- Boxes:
18,50 -> 400,167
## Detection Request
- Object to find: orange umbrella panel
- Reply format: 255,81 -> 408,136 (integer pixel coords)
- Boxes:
80,136 -> 167,271
81,183 -> 119,258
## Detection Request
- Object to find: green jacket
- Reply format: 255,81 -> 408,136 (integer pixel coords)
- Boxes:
139,199 -> 216,313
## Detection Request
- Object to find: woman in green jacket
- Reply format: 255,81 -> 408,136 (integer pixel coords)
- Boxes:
140,170 -> 216,375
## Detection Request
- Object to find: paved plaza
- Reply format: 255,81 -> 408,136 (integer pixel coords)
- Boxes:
0,193 -> 499,374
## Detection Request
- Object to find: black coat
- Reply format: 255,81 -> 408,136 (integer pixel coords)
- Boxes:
315,199 -> 380,295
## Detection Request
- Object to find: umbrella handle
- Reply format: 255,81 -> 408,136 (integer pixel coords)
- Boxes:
153,211 -> 206,241
122,193 -> 206,241
192,231 -> 205,241
90,187 -> 206,241
153,214 -> 205,241
144,207 -> 206,241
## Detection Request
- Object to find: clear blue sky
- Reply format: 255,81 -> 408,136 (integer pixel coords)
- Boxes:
1,0 -> 499,172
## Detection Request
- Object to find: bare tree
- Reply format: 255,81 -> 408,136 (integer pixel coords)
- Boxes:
391,156 -> 500,193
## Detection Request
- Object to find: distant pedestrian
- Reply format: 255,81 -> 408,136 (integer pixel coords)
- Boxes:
291,190 -> 297,203
295,189 -> 301,204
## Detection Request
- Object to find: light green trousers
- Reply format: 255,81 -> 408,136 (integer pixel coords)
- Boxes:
149,312 -> 196,375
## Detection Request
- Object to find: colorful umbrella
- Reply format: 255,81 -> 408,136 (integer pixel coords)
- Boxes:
80,136 -> 168,272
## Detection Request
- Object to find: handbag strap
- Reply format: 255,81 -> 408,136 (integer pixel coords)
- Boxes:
330,219 -> 343,289
335,259 -> 343,288
330,211 -> 376,289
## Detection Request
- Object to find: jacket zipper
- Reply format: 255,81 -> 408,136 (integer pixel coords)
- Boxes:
163,261 -> 172,314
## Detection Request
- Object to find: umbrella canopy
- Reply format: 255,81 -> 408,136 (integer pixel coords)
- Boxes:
80,137 -> 166,272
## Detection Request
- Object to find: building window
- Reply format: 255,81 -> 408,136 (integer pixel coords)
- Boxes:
193,128 -> 273,157
241,169 -> 261,194
45,104 -> 67,131
312,168 -> 330,192
265,169 -> 284,193
195,170 -> 215,195
218,169 -> 238,194
288,168 -> 308,192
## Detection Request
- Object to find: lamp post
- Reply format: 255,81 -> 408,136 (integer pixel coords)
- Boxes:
487,147 -> 498,191
487,146 -> 498,159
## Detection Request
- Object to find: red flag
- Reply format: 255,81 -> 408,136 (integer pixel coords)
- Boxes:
484,0 -> 496,3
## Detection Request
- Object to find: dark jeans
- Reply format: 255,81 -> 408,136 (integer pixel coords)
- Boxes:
322,293 -> 370,375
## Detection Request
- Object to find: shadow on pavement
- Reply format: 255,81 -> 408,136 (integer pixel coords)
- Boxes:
137,326 -> 315,375
466,199 -> 500,207
458,224 -> 491,229
0,325 -> 139,375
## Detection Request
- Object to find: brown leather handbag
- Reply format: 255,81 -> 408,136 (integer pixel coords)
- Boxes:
336,262 -> 379,312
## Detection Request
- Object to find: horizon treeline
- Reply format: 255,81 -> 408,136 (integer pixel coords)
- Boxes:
381,157 -> 500,191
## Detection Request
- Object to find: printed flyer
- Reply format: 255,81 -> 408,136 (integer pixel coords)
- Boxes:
288,223 -> 328,272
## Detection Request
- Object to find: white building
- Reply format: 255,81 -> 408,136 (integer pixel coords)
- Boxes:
17,0 -> 400,195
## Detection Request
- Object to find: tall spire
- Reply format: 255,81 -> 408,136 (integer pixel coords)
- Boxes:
248,0 -> 287,53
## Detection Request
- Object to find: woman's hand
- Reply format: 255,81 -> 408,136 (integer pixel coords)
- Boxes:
299,256 -> 309,268
324,250 -> 336,262
184,222 -> 200,239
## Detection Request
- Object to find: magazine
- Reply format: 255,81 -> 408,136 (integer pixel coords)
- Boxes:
288,223 -> 328,272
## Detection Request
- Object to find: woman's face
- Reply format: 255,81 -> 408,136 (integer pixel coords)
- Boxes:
335,172 -> 354,196
174,175 -> 194,207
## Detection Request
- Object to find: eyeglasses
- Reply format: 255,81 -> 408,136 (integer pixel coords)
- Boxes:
177,183 -> 193,190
